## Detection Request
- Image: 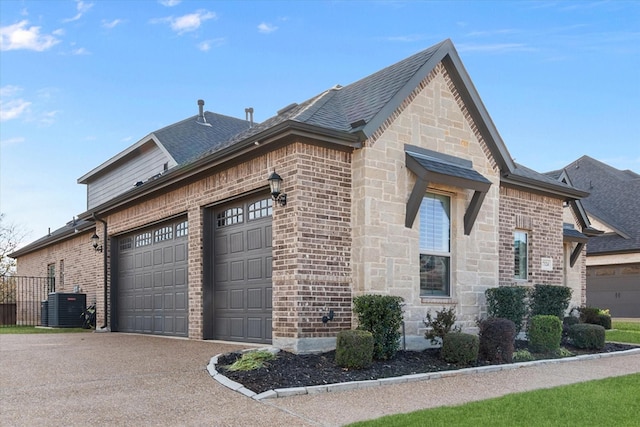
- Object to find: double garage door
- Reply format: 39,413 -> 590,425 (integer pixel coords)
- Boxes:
116,219 -> 189,336
115,196 -> 273,342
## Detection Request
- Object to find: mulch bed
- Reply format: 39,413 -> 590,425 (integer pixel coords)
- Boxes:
216,342 -> 636,394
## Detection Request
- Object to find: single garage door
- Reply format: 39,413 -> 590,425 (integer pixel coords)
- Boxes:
214,197 -> 272,343
587,263 -> 640,317
116,218 -> 189,336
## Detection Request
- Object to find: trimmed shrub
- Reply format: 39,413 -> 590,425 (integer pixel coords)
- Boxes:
441,332 -> 479,365
530,284 -> 572,318
485,286 -> 529,333
424,306 -> 461,345
568,323 -> 606,350
478,318 -> 516,364
563,315 -> 580,339
513,349 -> 534,362
528,315 -> 562,353
577,306 -> 601,324
597,314 -> 612,330
335,329 -> 374,369
352,294 -> 404,360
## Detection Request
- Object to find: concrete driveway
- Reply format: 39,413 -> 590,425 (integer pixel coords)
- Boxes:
2,332 -> 639,426
0,333 -> 315,426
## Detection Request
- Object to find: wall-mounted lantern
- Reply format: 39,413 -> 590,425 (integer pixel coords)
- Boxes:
90,232 -> 103,253
267,170 -> 287,206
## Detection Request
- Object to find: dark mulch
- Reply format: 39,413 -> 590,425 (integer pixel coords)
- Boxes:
216,342 -> 636,394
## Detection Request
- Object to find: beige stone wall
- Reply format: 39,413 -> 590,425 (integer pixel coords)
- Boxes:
15,229 -> 101,323
563,206 -> 587,308
498,187 -> 565,288
352,63 -> 501,347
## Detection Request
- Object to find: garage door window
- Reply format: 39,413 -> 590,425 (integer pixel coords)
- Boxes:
248,198 -> 272,220
154,226 -> 173,242
135,232 -> 152,247
217,207 -> 243,227
176,220 -> 188,237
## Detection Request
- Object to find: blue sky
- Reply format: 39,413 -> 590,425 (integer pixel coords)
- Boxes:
1,0 -> 639,244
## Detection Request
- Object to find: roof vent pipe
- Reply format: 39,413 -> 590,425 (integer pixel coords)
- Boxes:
197,99 -> 207,124
245,107 -> 254,128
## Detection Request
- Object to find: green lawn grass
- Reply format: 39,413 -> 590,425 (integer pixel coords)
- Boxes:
606,320 -> 640,344
0,326 -> 91,334
347,373 -> 640,427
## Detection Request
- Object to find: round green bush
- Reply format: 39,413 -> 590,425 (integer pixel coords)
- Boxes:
568,323 -> 606,350
441,332 -> 479,365
335,329 -> 374,369
528,315 -> 562,353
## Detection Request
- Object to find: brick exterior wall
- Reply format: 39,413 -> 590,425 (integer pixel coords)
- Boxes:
101,142 -> 352,350
498,187 -> 565,288
352,63 -> 501,348
15,229 -> 101,323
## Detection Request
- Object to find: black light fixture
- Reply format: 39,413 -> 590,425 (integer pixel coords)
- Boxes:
267,170 -> 287,206
91,232 -> 103,252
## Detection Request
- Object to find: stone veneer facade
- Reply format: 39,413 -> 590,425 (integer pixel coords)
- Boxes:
352,64 -> 501,349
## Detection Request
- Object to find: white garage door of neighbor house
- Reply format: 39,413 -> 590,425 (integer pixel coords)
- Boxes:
116,218 -> 189,336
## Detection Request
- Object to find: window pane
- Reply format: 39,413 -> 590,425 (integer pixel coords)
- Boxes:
419,193 -> 450,253
514,231 -> 528,280
420,254 -> 450,296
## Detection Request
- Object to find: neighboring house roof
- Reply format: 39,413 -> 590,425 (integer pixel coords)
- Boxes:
502,162 -> 589,200
8,219 -> 95,258
554,155 -> 640,255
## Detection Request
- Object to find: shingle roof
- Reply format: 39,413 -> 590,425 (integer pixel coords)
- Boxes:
560,155 -> 640,254
154,111 -> 252,165
8,219 -> 94,258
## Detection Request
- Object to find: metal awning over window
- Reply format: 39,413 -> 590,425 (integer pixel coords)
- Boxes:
405,145 -> 492,235
563,227 -> 588,267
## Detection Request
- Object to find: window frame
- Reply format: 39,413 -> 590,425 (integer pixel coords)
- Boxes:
419,192 -> 451,297
514,230 -> 528,281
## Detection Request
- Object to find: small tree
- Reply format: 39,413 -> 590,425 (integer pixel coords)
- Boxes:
0,213 -> 28,278
424,306 -> 461,345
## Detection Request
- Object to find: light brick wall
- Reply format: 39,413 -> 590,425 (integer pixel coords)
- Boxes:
15,229 -> 101,322
498,187 -> 565,288
352,63 -> 501,347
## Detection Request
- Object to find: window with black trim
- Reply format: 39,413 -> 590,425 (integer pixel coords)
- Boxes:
514,230 -> 528,280
419,192 -> 451,296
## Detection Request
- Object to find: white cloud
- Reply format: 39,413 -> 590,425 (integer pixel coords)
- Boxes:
71,47 -> 90,55
63,0 -> 94,23
457,43 -> 537,53
159,0 -> 181,6
0,98 -> 31,122
153,10 -> 216,35
0,136 -> 25,147
0,20 -> 60,51
198,38 -> 225,51
39,110 -> 60,127
102,19 -> 124,29
257,22 -> 278,34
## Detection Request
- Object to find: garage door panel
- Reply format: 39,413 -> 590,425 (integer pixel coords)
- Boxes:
215,290 -> 228,309
116,219 -> 189,337
247,318 -> 262,339
247,258 -> 262,280
247,228 -> 262,250
247,288 -> 262,309
230,232 -> 244,253
230,289 -> 244,309
213,197 -> 272,344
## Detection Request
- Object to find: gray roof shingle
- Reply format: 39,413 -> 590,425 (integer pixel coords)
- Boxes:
560,156 -> 640,254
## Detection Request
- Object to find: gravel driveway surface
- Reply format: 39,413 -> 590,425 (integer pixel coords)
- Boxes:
2,332 -> 639,427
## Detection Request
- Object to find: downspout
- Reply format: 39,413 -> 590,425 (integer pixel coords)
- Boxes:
93,213 -> 108,329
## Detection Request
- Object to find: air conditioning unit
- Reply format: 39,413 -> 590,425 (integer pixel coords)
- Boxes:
48,293 -> 86,328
